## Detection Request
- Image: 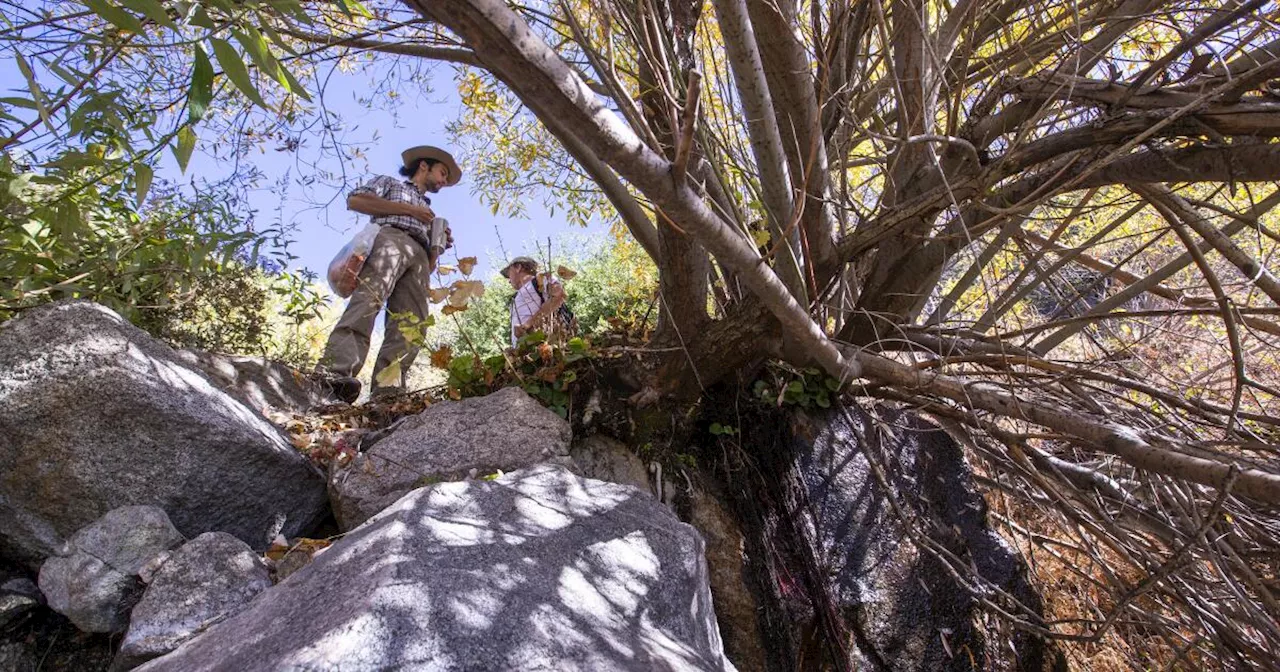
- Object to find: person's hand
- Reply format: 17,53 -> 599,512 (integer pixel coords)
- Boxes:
445,225 -> 454,250
413,205 -> 436,224
515,324 -> 529,337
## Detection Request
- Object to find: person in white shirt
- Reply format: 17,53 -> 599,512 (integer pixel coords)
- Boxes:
501,256 -> 566,347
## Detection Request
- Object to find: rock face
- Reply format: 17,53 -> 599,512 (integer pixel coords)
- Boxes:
329,387 -> 572,529
569,435 -> 652,496
116,532 -> 272,670
176,350 -> 326,414
746,404 -> 1058,671
0,301 -> 331,569
0,573 -> 41,629
687,490 -> 767,672
38,506 -> 185,633
140,464 -> 736,672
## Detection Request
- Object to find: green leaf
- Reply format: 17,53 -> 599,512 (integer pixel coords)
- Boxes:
173,126 -> 196,172
209,38 -> 268,109
134,163 -> 153,207
277,63 -> 312,102
47,62 -> 84,87
335,0 -> 373,17
375,359 -> 402,388
14,53 -> 54,134
83,0 -> 147,34
188,44 -> 213,122
117,0 -> 176,29
187,6 -> 216,29
710,422 -> 724,435
261,24 -> 300,57
232,28 -> 284,86
7,172 -> 32,199
0,97 -> 38,110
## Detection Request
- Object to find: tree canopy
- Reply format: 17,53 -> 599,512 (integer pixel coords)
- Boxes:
4,0 -> 1280,666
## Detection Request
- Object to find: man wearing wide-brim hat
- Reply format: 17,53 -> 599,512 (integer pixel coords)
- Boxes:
315,145 -> 462,403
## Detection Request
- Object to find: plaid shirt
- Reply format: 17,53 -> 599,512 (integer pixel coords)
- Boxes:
349,175 -> 433,250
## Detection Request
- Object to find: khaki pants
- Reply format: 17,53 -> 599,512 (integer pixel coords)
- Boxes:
319,226 -> 432,390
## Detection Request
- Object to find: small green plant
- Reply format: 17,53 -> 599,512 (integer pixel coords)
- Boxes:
708,422 -> 737,436
432,332 -> 593,418
754,367 -> 843,409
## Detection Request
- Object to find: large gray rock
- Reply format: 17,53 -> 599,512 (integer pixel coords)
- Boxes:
0,301 -> 331,569
38,506 -> 185,633
176,350 -> 326,414
139,464 -> 736,671
0,575 -> 41,628
569,435 -> 653,496
329,386 -> 572,529
688,490 -> 767,672
116,532 -> 272,670
0,641 -> 36,671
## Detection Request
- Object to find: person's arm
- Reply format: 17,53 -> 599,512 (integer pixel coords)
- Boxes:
347,193 -> 434,224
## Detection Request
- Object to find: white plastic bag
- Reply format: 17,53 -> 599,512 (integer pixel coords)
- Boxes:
326,223 -> 381,298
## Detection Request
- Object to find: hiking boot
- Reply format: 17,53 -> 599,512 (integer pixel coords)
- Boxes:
370,385 -> 405,401
315,373 -> 361,404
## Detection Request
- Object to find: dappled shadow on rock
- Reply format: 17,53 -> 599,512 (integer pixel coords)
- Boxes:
139,464 -> 735,671
0,301 -> 329,570
728,402 -> 1061,671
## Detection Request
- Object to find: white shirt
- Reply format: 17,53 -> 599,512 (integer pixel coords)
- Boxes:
510,274 -> 561,346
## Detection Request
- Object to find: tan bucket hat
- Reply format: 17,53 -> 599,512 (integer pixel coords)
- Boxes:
501,256 -> 539,278
401,145 -> 462,186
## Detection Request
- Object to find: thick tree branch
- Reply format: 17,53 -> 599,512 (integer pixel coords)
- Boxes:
411,0 -> 860,385
280,26 -> 481,66
851,350 -> 1280,504
1137,184 -> 1280,307
709,0 -> 809,304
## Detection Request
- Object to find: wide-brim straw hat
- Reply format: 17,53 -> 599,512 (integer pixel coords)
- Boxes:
401,145 -> 462,186
501,256 -> 539,278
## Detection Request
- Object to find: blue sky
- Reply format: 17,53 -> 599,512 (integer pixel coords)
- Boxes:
2,53 -> 610,287
172,64 -> 610,284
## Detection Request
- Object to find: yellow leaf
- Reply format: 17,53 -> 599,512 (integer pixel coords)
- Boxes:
458,256 -> 478,276
428,287 -> 450,304
442,304 -> 468,315
556,265 -> 577,280
437,264 -> 456,276
375,360 -> 402,388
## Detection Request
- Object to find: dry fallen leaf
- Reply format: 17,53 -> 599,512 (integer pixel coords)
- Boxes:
430,345 -> 453,369
556,265 -> 577,280
428,287 -> 450,304
436,264 -> 456,276
458,256 -> 478,276
442,304 -> 468,315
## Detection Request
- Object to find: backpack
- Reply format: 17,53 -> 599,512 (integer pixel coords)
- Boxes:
533,275 -> 579,339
